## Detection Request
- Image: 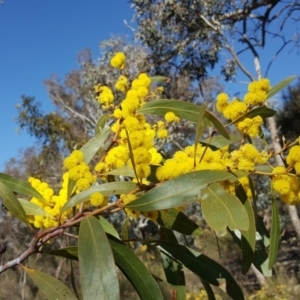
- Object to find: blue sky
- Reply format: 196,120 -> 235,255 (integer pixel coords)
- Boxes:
0,1 -> 299,171
0,0 -> 135,170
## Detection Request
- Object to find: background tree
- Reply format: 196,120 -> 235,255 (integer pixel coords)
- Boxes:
276,77 -> 300,142
130,0 -> 300,246
131,0 -> 300,82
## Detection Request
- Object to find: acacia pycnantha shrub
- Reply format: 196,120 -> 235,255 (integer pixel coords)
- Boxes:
0,52 -> 299,300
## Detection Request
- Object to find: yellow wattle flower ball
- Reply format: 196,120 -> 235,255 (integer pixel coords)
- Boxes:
216,93 -> 229,113
157,128 -> 168,139
165,111 -> 180,123
110,52 -> 126,69
90,192 -> 104,207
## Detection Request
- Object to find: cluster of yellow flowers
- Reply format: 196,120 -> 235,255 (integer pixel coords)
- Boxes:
94,54 -> 167,181
271,145 -> 300,204
95,85 -> 115,109
28,149 -> 109,229
216,78 -> 271,137
63,150 -> 96,193
28,173 -> 69,228
26,51 -> 299,229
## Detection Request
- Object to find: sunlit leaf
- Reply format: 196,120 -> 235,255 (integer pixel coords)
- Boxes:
156,241 -> 244,300
150,76 -> 170,83
137,99 -> 205,123
0,181 -> 27,224
125,128 -> 139,183
22,266 -> 76,300
0,172 -> 45,201
81,126 -> 111,164
95,115 -> 111,135
158,209 -> 203,237
67,178 -> 77,201
268,197 -> 280,270
201,183 -> 249,233
194,104 -> 207,164
109,235 -> 163,300
137,99 -> 230,140
99,216 -> 120,239
204,110 -> 230,140
103,165 -> 135,177
231,106 -> 276,125
125,170 -> 246,211
267,75 -> 296,99
201,134 -> 241,149
18,198 -> 52,217
79,216 -> 120,300
62,181 -> 136,213
254,165 -> 273,173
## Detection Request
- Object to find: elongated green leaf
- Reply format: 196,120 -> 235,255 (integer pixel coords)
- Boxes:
18,198 -> 52,217
125,170 -> 246,211
44,247 -> 79,261
150,76 -> 170,83
0,172 -> 45,201
104,165 -> 135,177
256,214 -> 270,248
22,266 -> 76,300
161,251 -> 186,300
158,209 -> 203,237
231,106 -> 276,125
241,199 -> 256,274
201,183 -> 249,233
194,104 -> 207,162
235,184 -> 256,274
81,127 -> 111,164
62,181 -> 136,213
0,181 -> 27,224
253,238 -> 272,277
156,241 -> 244,300
122,217 -> 130,246
138,99 -> 230,140
267,75 -> 296,99
201,134 -> 241,149
99,216 -> 120,239
268,197 -> 280,270
201,279 -> 216,300
79,216 -> 120,300
109,235 -> 163,300
67,178 -> 77,201
95,114 -> 111,135
70,260 -> 81,300
125,128 -> 139,183
137,99 -> 205,123
254,165 -> 273,173
204,111 -> 230,140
